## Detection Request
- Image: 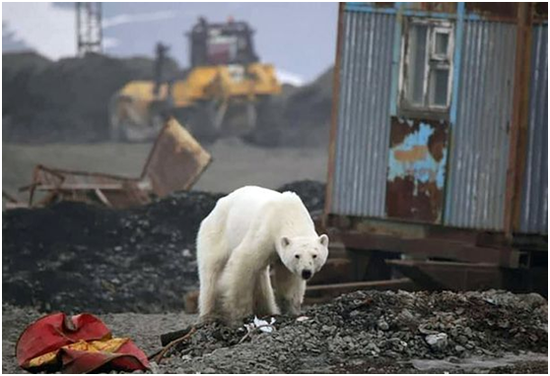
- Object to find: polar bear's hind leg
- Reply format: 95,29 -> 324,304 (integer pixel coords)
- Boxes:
197,220 -> 229,322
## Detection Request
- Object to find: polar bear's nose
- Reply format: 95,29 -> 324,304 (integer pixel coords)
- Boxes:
301,270 -> 312,280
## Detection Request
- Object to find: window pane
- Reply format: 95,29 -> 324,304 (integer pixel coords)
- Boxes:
430,68 -> 449,106
435,33 -> 449,56
408,25 -> 428,105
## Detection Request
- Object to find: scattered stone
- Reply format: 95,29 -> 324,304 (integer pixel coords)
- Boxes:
378,318 -> 390,331
425,333 -> 448,352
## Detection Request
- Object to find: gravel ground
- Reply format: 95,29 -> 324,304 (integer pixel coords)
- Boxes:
4,289 -> 547,374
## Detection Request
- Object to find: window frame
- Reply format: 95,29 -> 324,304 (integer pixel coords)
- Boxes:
398,18 -> 455,119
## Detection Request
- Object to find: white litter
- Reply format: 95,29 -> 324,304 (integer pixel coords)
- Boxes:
296,316 -> 310,322
252,316 -> 276,333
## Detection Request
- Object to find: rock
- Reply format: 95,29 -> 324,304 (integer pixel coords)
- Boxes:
425,333 -> 448,352
377,318 -> 389,331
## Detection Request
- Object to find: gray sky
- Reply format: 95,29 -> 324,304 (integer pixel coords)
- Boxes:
2,2 -> 338,84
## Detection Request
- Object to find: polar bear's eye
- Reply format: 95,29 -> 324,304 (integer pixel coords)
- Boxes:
295,255 -> 300,259
312,255 -> 317,259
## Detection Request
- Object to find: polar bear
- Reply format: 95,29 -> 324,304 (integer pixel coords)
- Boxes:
196,186 -> 329,325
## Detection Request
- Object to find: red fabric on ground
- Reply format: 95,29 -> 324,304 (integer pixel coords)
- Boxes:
16,312 -> 149,373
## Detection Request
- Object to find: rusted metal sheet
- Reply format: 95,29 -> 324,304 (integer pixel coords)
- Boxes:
330,10 -> 395,217
386,117 -> 449,223
444,21 -> 517,230
27,165 -> 150,209
406,2 -> 457,14
520,24 -> 548,235
142,117 -> 212,197
16,118 -> 210,210
465,3 -> 517,20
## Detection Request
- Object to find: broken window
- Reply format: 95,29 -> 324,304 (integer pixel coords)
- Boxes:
399,19 -> 454,116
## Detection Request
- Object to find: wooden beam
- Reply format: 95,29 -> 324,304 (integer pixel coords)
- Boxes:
323,2 -> 345,228
504,3 -> 534,235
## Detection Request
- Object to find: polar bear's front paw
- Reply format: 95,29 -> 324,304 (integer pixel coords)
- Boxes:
277,298 -> 301,316
198,314 -> 220,325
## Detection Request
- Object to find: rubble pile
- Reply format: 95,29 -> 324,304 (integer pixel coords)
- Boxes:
167,290 -> 548,373
2,191 -> 222,313
2,181 -> 325,314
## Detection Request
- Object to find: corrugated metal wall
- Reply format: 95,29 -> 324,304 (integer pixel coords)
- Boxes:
444,21 -> 517,230
520,24 -> 548,234
331,11 -> 395,216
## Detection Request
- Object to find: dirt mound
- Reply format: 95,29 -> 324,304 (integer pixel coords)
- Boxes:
247,67 -> 333,148
164,290 -> 548,373
2,181 -> 325,314
2,52 -> 181,143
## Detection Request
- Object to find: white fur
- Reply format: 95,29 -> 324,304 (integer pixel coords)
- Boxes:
196,186 -> 329,325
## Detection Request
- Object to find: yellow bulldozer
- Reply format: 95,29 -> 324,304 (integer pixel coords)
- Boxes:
110,17 -> 282,142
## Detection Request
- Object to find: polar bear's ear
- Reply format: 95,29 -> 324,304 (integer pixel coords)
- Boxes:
319,234 -> 329,247
281,237 -> 291,248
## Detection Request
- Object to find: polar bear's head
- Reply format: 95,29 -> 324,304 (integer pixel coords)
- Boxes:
277,234 -> 329,280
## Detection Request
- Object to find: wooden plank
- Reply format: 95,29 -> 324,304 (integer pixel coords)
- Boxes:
36,183 -> 126,191
341,232 -> 521,267
305,278 -> 416,300
322,2 -> 345,228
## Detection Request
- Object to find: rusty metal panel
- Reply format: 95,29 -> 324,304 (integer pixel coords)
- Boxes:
444,21 -> 517,230
331,10 -> 395,217
520,24 -> 548,234
29,165 -> 151,208
142,118 -> 212,197
386,117 -> 449,223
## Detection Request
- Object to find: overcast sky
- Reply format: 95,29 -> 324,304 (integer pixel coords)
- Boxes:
2,2 -> 338,84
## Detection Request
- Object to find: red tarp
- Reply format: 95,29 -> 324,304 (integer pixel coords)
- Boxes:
16,312 -> 150,373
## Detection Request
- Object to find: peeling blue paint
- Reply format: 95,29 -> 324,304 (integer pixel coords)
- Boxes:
388,122 -> 447,189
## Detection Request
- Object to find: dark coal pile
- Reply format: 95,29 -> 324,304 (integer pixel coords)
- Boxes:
2,181 -> 325,314
3,52 -> 181,143
245,67 -> 333,148
277,180 -> 325,214
282,67 -> 333,147
2,191 -> 223,314
163,290 -> 548,373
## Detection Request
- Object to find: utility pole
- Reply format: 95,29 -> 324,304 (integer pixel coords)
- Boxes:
76,2 -> 102,56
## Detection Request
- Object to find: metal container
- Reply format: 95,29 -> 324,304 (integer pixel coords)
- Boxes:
331,10 -> 394,217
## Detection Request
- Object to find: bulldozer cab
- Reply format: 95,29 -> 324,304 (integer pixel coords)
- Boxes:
189,17 -> 259,68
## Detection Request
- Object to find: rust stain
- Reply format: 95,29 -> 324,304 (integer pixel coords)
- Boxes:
416,2 -> 457,14
373,2 -> 395,8
394,145 -> 428,162
386,116 -> 450,224
386,176 -> 443,223
390,118 -> 420,148
534,3 -> 548,19
465,3 -> 518,19
427,121 -> 448,162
